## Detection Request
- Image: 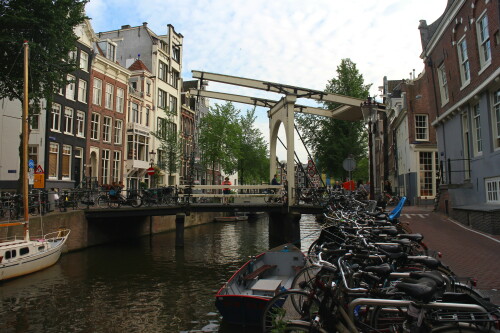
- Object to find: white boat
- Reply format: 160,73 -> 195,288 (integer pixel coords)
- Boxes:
0,41 -> 70,282
0,229 -> 70,281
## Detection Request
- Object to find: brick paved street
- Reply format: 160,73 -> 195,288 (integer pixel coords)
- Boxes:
399,205 -> 500,304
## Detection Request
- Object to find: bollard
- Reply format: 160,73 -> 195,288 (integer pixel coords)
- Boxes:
175,213 -> 185,248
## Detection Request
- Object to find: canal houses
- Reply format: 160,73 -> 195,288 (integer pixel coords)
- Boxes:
87,34 -> 131,189
96,23 -> 184,187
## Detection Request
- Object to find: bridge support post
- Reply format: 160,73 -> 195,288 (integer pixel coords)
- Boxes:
175,213 -> 185,248
268,212 -> 301,248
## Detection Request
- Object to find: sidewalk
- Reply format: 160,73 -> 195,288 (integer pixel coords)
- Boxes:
399,205 -> 500,304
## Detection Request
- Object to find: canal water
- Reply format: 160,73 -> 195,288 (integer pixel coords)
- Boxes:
0,214 -> 322,333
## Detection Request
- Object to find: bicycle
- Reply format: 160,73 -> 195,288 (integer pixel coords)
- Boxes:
101,188 -> 142,209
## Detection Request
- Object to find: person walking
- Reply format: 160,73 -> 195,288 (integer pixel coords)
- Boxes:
271,174 -> 280,185
222,177 -> 232,204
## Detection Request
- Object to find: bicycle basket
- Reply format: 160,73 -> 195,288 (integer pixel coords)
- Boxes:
109,189 -> 116,196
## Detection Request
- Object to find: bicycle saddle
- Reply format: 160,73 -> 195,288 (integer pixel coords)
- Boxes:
407,256 -> 440,269
396,277 -> 437,303
409,271 -> 445,287
364,263 -> 392,276
398,233 -> 424,242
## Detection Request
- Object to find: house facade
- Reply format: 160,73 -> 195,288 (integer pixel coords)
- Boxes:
96,23 -> 183,187
419,0 -> 500,233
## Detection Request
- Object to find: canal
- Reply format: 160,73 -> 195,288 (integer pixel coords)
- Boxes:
0,214 -> 322,333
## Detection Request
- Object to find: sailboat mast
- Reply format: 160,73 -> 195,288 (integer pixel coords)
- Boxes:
22,41 -> 29,238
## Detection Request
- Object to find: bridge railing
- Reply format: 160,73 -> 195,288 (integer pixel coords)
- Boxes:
178,185 -> 283,201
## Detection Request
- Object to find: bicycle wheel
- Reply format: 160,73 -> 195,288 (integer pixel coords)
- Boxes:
97,195 -> 109,208
369,304 -> 406,331
108,197 -> 121,209
291,265 -> 322,290
129,194 -> 143,208
262,290 -> 321,333
282,321 -> 327,333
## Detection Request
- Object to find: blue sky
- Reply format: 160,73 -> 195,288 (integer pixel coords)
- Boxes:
86,0 -> 447,162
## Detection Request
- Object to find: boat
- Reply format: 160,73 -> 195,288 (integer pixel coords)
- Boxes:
0,41 -> 70,282
214,215 -> 248,222
215,243 -> 306,326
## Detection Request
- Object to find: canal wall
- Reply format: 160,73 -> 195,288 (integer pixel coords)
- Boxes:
0,211 -> 222,252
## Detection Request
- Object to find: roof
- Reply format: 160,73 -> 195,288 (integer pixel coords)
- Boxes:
128,59 -> 150,72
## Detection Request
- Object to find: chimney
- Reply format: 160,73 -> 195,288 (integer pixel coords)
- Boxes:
143,22 -> 148,27
121,24 -> 131,29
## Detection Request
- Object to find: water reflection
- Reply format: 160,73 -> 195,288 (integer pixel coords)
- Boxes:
0,214 -> 322,333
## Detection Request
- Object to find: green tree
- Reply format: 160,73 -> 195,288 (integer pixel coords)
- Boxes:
151,112 -> 183,182
297,58 -> 371,180
237,108 -> 269,184
198,102 -> 241,184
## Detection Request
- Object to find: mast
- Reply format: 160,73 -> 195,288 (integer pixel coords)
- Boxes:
22,41 -> 30,240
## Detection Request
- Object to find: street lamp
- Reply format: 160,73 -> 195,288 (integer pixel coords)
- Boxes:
361,97 -> 378,200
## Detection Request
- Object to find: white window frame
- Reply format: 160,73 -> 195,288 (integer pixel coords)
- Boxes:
457,37 -> 471,87
472,104 -> 482,156
114,119 -> 123,144
158,89 -> 167,110
62,145 -> 72,180
485,177 -> 500,203
48,143 -> 59,179
102,116 -> 112,143
76,111 -> 85,138
169,95 -> 177,115
64,107 -> 74,134
93,78 -> 102,106
462,112 -> 471,180
102,149 -> 110,185
66,74 -> 76,100
437,64 -> 449,106
79,51 -> 89,71
492,89 -> 500,150
91,113 -> 100,140
78,79 -> 87,103
116,88 -> 124,113
112,150 -> 121,183
415,114 -> 429,141
51,103 -> 61,132
476,11 -> 491,70
105,83 -> 114,110
159,61 -> 167,82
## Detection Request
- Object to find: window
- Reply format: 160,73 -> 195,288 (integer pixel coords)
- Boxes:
159,61 -> 168,82
64,107 -> 74,134
415,114 -> 428,141
51,103 -> 61,131
169,69 -> 179,88
418,151 -> 437,198
112,151 -> 121,183
28,145 -> 38,167
457,37 -> 470,86
472,104 -> 482,155
476,12 -> 491,69
145,107 -> 150,127
437,64 -> 449,105
79,51 -> 89,71
69,49 -> 77,63
486,177 -> 500,203
492,89 -> 500,149
102,149 -> 110,185
116,88 -> 124,113
169,95 -> 177,115
76,111 -> 85,137
462,112 -> 471,179
130,102 -> 139,123
30,112 -> 39,131
114,119 -> 123,144
158,89 -> 167,109
66,75 -> 76,100
146,81 -> 151,96
172,45 -> 180,62
48,143 -> 59,178
105,84 -> 114,110
127,134 -> 149,161
91,113 -> 100,140
102,116 -> 112,142
62,145 -> 71,179
106,42 -> 116,62
78,79 -> 87,103
93,78 -> 102,105
20,247 -> 29,256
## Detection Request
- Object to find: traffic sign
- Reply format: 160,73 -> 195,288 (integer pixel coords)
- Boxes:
147,167 -> 155,176
342,158 -> 356,172
28,159 -> 34,169
35,165 -> 44,174
34,174 -> 44,188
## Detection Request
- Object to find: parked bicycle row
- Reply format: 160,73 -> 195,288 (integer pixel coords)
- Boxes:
261,195 -> 499,332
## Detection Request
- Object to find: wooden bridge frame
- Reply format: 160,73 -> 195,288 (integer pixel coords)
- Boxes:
190,71 -> 365,207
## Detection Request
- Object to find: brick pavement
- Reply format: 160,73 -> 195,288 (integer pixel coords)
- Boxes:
398,205 -> 500,304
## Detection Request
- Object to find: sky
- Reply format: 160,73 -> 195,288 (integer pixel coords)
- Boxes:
86,0 -> 448,164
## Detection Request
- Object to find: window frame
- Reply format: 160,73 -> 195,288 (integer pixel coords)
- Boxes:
48,142 -> 59,179
101,149 -> 110,185
476,10 -> 491,70
66,74 -> 76,100
62,144 -> 72,180
51,103 -> 61,132
114,119 -> 123,144
105,83 -> 114,110
76,111 -> 85,138
485,177 -> 500,203
93,78 -> 102,106
78,79 -> 87,103
437,63 -> 449,106
112,150 -> 121,183
457,36 -> 471,87
492,89 -> 500,150
91,112 -> 100,141
79,51 -> 89,71
472,104 -> 483,156
102,116 -> 112,143
158,89 -> 167,110
116,87 -> 124,113
415,114 -> 429,141
64,107 -> 74,135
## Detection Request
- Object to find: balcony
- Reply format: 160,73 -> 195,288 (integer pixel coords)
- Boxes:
127,122 -> 150,136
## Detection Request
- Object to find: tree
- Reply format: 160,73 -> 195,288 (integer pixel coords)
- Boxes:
198,102 -> 241,184
237,108 -> 269,184
297,58 -> 371,181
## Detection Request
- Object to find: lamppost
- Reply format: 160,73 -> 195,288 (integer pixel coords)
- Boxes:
361,97 -> 378,200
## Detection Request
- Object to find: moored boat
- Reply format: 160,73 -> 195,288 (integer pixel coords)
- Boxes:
215,243 -> 306,326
